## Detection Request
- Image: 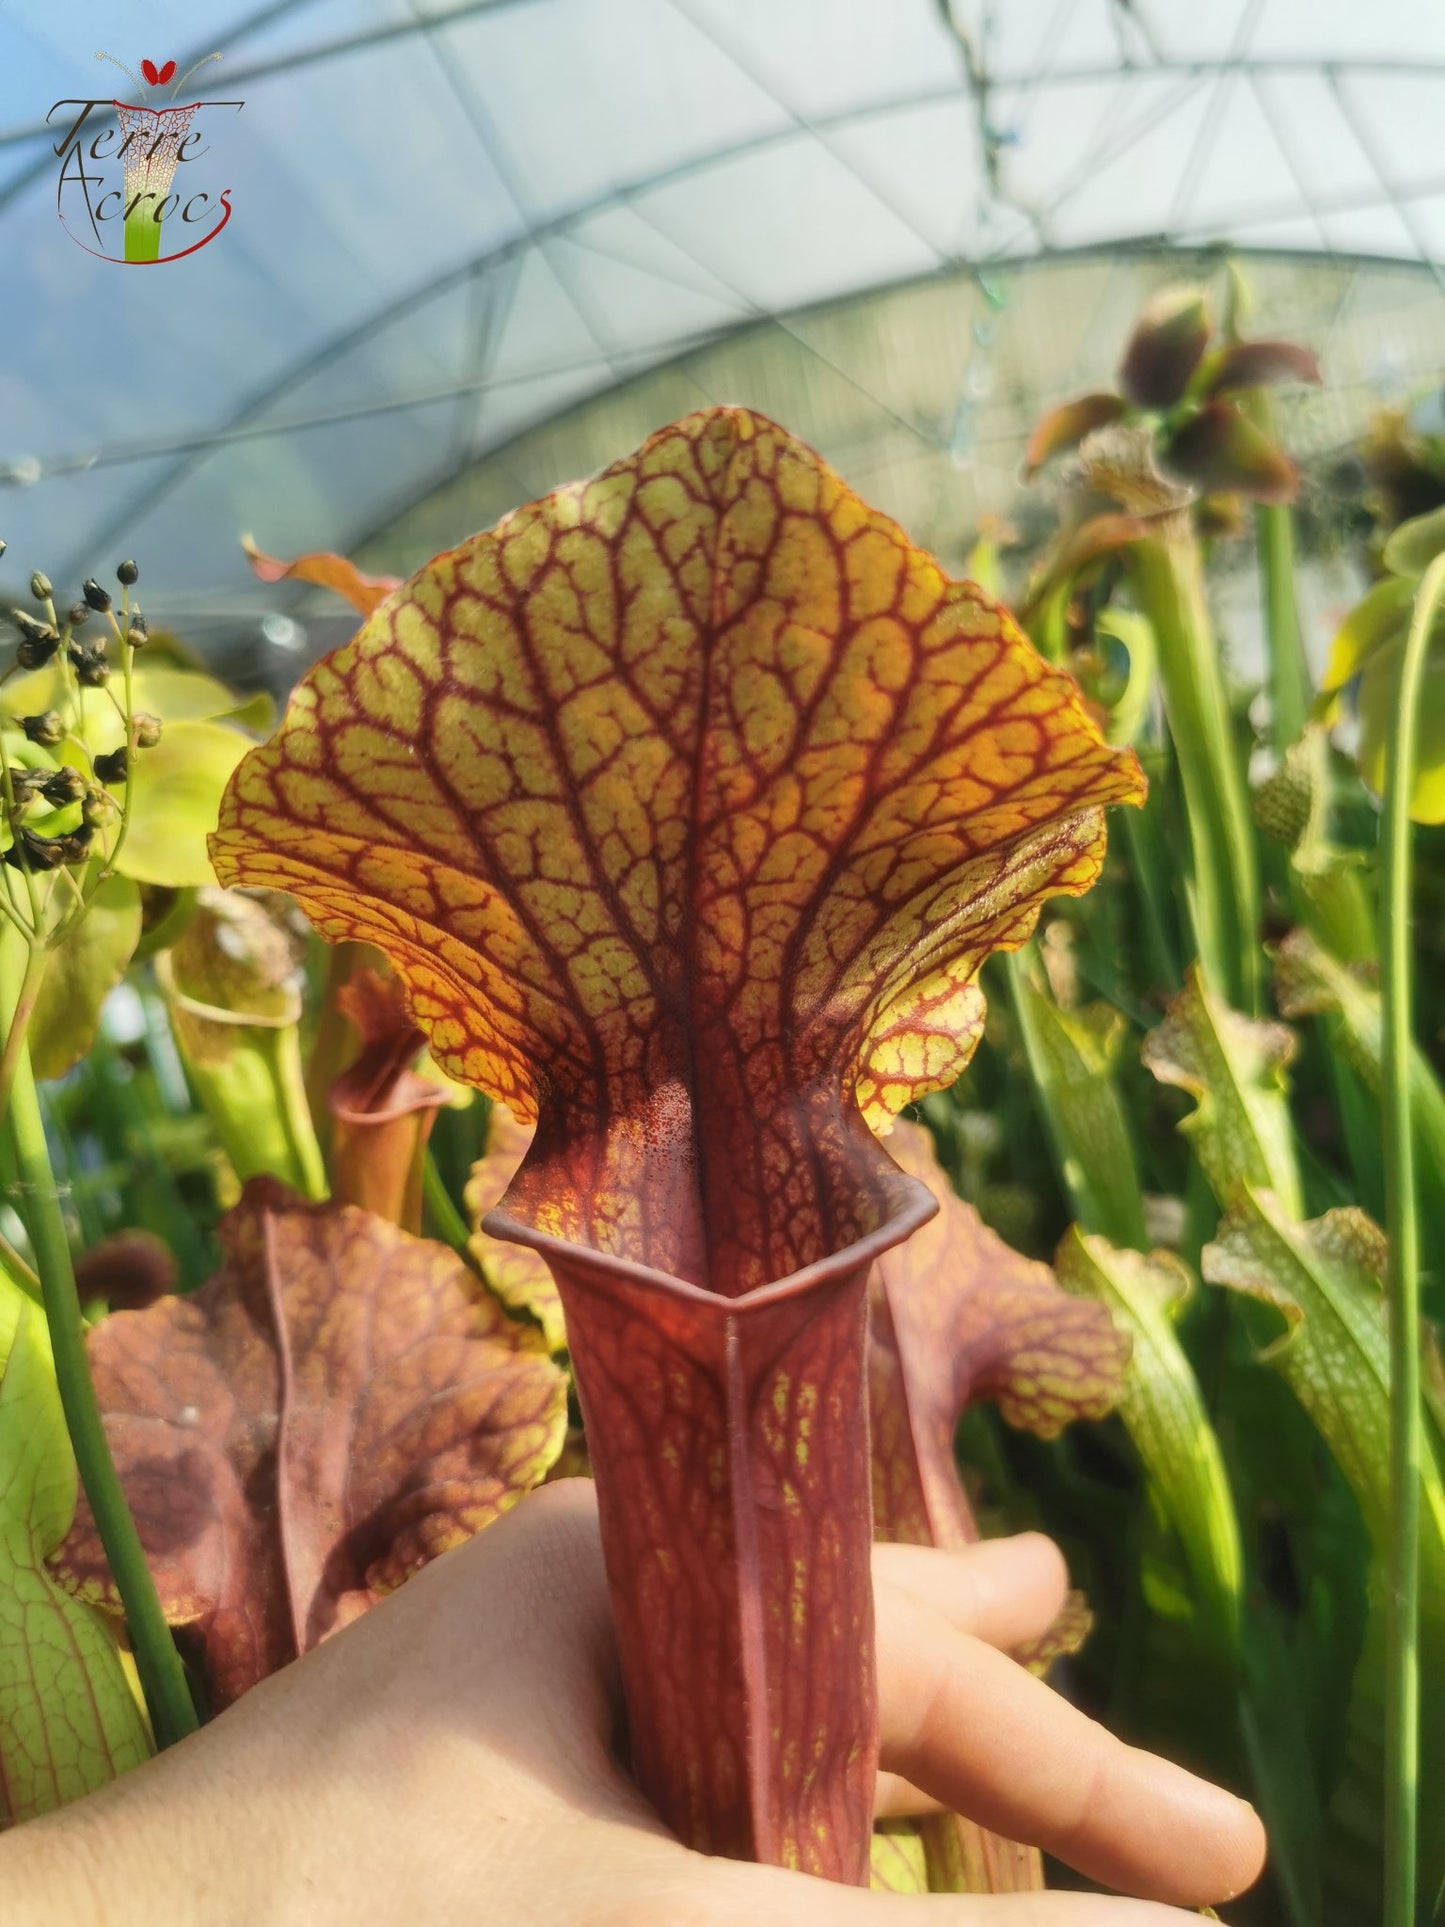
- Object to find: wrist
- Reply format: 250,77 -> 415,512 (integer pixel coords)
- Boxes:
0,1802 -> 122,1925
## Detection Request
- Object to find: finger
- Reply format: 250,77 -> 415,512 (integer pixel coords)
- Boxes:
872,1768 -> 943,1819
697,1851 -> 1220,1924
872,1539 -> 1066,1815
874,1534 -> 1070,1652
875,1588 -> 1265,1909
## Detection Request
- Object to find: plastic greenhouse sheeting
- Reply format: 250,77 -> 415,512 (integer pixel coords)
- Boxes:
1,0 -> 1442,651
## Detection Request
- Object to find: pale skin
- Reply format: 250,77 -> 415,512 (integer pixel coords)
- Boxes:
0,1481 -> 1266,1924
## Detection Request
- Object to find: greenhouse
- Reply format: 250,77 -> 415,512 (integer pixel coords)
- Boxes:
0,2 -> 1442,1921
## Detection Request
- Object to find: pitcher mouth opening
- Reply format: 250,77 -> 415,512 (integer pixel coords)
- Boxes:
482,1165 -> 937,1317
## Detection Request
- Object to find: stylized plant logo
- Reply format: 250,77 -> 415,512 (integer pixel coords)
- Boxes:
47,52 -> 241,265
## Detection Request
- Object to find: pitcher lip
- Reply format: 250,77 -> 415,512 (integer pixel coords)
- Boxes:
482,1169 -> 937,1319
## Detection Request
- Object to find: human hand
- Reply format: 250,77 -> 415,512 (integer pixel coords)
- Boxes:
1,1480 -> 1265,1924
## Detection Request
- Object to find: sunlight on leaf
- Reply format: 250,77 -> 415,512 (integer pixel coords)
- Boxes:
53,1182 -> 567,1708
115,720 -> 251,888
1,872 -> 142,1083
870,1824 -> 930,1893
1318,577 -> 1415,701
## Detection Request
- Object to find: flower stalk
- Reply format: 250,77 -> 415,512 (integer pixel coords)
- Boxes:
1126,523 -> 1262,1013
1379,551 -> 1445,1927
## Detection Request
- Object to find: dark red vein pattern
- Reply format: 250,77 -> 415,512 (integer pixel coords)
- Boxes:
211,408 -> 1144,1881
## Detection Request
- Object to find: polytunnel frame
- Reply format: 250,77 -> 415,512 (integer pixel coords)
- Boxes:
4,0 -> 1443,584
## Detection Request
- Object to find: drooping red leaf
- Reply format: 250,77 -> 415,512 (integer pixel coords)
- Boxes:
329,968 -> 451,1232
212,407 -> 1143,1881
1160,400 -> 1299,505
52,1181 -> 566,1708
1023,392 -> 1127,478
1118,286 -> 1211,410
1200,339 -> 1322,397
869,1122 -> 1129,1550
241,535 -> 401,616
868,1121 -> 1127,1892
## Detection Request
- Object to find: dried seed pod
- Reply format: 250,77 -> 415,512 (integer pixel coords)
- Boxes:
81,576 -> 113,613
4,827 -> 66,871
116,559 -> 139,586
8,769 -> 47,807
93,746 -> 128,786
68,639 -> 110,686
41,765 -> 87,806
16,631 -> 60,670
131,711 -> 162,749
67,602 -> 93,630
13,608 -> 57,647
54,826 -> 94,865
20,711 -> 65,747
126,610 -> 149,643
82,787 -> 119,830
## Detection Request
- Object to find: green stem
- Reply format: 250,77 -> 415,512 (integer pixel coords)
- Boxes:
1117,791 -> 1180,993
0,944 -> 49,1125
1380,550 -> 1445,1926
273,1031 -> 329,1203
423,1150 -> 473,1258
1128,528 -> 1263,1011
5,1040 -> 198,1748
1246,385 -> 1311,755
1257,499 -> 1310,754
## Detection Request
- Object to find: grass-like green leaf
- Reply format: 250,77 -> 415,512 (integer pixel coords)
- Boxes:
1009,966 -> 1148,1249
1056,1228 -> 1242,1650
1274,927 -> 1445,1237
1202,1187 -> 1445,1907
1142,968 -> 1302,1217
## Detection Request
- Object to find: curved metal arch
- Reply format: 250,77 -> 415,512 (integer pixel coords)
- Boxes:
51,46 -> 1445,573
0,0 -> 546,167
333,237 -> 1429,563
58,74 -> 981,575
